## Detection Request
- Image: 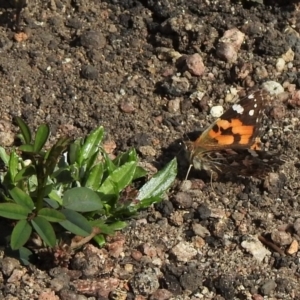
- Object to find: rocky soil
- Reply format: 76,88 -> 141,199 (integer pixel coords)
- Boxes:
0,0 -> 300,299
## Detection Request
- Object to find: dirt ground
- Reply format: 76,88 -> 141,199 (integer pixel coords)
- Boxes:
0,0 -> 300,299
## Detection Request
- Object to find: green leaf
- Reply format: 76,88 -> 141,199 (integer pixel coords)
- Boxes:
103,151 -> 117,174
19,144 -> 34,153
44,137 -> 72,177
0,203 -> 30,219
33,124 -> 50,153
78,126 -> 104,165
11,219 -> 32,250
113,148 -> 138,166
91,220 -> 127,234
84,163 -> 104,190
63,187 -> 103,212
137,158 -> 177,200
19,247 -> 33,266
31,216 -> 56,247
8,150 -> 19,183
0,147 -> 10,166
133,166 -> 147,180
93,234 -> 106,247
14,165 -> 36,182
59,209 -> 92,236
136,196 -> 161,209
68,140 -> 81,165
9,186 -> 34,210
15,117 -> 32,144
47,190 -> 63,206
37,208 -> 66,222
98,161 -> 137,195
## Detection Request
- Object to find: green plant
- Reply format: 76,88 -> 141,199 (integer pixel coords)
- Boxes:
0,117 -> 177,263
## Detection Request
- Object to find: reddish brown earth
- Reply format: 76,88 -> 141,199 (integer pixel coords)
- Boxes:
0,0 -> 300,299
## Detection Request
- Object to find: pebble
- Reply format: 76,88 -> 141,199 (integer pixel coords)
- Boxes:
210,105 -> 224,118
171,241 -> 197,262
173,192 -> 193,208
130,268 -> 160,296
185,53 -> 205,76
179,180 -> 192,191
271,230 -> 292,246
241,235 -> 271,262
262,81 -> 284,95
150,289 -> 173,300
282,48 -> 294,62
276,58 -> 285,72
294,218 -> 300,236
286,239 -> 299,255
1,257 -> 20,276
139,146 -> 156,157
192,223 -> 210,238
167,98 -> 181,113
81,65 -> 98,80
80,31 -> 106,49
216,28 -> 245,62
259,279 -> 276,296
120,101 -> 135,113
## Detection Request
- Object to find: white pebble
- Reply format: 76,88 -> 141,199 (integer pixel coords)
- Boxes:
262,81 -> 284,95
210,105 -> 224,118
241,235 -> 271,262
276,58 -> 285,72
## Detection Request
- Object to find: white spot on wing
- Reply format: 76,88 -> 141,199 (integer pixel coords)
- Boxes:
249,109 -> 255,116
232,104 -> 244,114
248,94 -> 254,99
254,103 -> 257,108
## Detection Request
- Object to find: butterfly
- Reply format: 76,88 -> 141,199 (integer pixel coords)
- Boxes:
185,89 -> 284,179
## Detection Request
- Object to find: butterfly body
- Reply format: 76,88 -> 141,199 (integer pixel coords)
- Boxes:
185,89 -> 282,177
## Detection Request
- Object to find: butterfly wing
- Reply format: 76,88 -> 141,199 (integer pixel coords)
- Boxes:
192,89 -> 268,152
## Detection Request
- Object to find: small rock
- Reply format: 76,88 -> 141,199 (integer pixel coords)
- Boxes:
131,250 -> 143,261
286,239 -> 299,255
262,81 -> 284,95
276,58 -> 285,72
140,243 -> 157,258
216,43 -> 237,62
120,102 -> 135,113
255,66 -> 269,79
271,230 -> 293,246
288,90 -> 300,107
259,279 -> 276,296
1,257 -> 20,276
241,235 -> 271,262
282,48 -> 294,62
294,218 -> 300,236
196,204 -> 211,220
185,53 -> 205,76
216,28 -> 245,62
252,293 -> 264,300
130,268 -> 160,296
167,98 -> 181,113
80,31 -> 106,49
269,105 -> 286,119
171,241 -> 197,262
150,289 -> 173,300
193,236 -> 206,249
179,180 -> 192,191
139,146 -> 156,157
81,65 -> 98,80
173,192 -> 193,208
210,105 -> 224,118
169,211 -> 184,226
192,223 -> 210,238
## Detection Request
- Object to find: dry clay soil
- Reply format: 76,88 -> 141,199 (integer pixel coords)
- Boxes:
1,0 -> 300,299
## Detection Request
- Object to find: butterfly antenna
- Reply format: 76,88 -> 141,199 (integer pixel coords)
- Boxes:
185,164 -> 193,181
